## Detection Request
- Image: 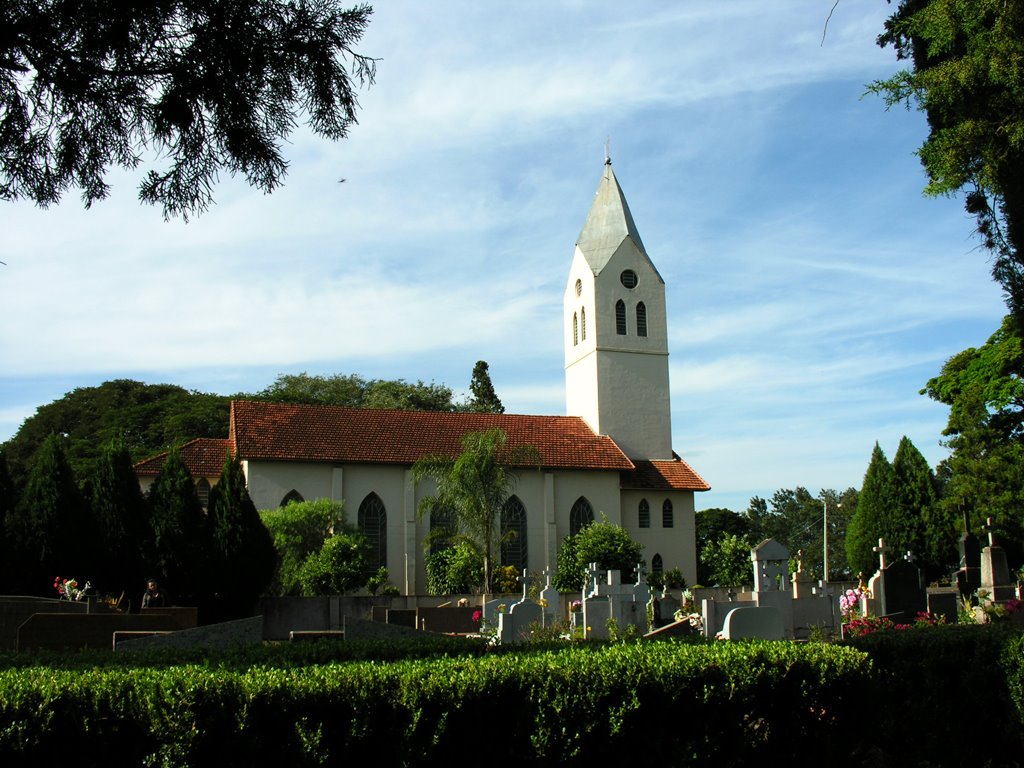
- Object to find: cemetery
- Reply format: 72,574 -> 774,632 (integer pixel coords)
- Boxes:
2,524 -> 1024,767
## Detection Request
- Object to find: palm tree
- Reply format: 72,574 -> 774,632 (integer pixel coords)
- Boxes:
412,428 -> 538,594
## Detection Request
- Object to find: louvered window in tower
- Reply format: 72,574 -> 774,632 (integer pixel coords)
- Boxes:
662,499 -> 674,528
573,312 -> 578,346
615,300 -> 627,335
580,307 -> 586,340
637,302 -> 647,337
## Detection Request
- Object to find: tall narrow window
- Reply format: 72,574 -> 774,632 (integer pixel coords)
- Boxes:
651,553 -> 664,575
615,300 -> 627,335
638,499 -> 650,528
570,497 -> 594,536
573,312 -> 578,346
580,307 -> 586,341
501,496 -> 528,574
280,489 -> 304,507
196,478 -> 211,510
662,499 -> 674,528
359,493 -> 387,574
429,504 -> 456,556
636,302 -> 648,337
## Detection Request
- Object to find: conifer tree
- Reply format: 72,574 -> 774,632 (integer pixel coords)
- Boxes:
5,434 -> 93,594
845,443 -> 896,577
891,436 -> 946,575
145,447 -> 209,605
207,455 -> 277,617
86,441 -> 151,600
466,360 -> 504,414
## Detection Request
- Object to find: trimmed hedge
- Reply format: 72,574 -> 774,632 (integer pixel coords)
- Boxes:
1,640 -> 868,767
2,629 -> 1023,767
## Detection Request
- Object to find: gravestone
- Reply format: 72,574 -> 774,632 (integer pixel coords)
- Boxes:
721,605 -> 784,640
498,599 -> 543,644
876,557 -> 926,619
980,517 -> 1016,602
790,550 -> 813,599
539,569 -> 559,628
956,509 -> 982,601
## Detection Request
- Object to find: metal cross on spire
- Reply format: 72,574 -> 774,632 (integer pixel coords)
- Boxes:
604,136 -> 612,165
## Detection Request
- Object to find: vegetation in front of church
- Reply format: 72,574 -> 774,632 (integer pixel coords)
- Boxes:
552,516 -> 644,592
1,628 -> 1022,766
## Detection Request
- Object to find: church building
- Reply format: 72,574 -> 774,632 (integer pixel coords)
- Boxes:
135,159 -> 709,593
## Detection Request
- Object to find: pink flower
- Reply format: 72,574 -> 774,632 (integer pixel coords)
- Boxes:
472,610 -> 482,623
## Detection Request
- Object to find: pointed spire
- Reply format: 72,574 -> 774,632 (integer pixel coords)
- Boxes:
576,159 -> 648,273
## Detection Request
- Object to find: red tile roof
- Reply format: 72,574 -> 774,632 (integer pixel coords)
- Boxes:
621,459 -> 711,492
133,438 -> 233,477
134,401 -> 709,493
229,400 -> 634,471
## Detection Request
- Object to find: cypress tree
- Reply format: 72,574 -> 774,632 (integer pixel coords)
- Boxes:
207,455 -> 277,618
891,436 -> 944,575
86,441 -> 151,600
146,447 -> 208,605
846,443 -> 896,577
467,360 -> 504,413
5,434 -> 93,595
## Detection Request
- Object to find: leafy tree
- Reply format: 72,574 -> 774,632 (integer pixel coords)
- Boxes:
145,446 -> 210,604
703,533 -> 754,587
5,434 -> 92,594
1,1 -> 375,219
425,540 -> 484,595
259,499 -> 345,596
255,372 -> 457,411
207,455 -> 277,615
696,507 -> 750,585
297,530 -> 370,596
84,441 -> 151,599
413,428 -> 539,593
870,0 -> 1024,322
1,380 -> 230,490
846,444 -> 897,577
464,360 -> 504,413
922,315 -> 1024,565
551,516 -> 643,592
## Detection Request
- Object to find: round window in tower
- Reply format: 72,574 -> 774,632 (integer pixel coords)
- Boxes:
620,269 -> 638,289
575,278 -> 582,296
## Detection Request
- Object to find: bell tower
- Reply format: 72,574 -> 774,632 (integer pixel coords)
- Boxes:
564,159 -> 673,460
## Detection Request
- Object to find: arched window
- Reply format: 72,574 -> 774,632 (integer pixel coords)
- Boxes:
280,489 -> 304,507
570,497 -> 594,537
638,498 -> 650,528
636,302 -> 648,337
501,496 -> 528,574
651,553 -> 664,575
662,499 -> 674,528
429,504 -> 456,556
580,307 -> 586,341
573,312 -> 578,346
615,299 -> 627,335
196,478 -> 211,510
359,493 -> 387,573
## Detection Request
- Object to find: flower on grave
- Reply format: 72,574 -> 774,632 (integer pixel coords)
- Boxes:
570,600 -> 582,613
673,608 -> 704,632
54,576 -> 90,601
839,588 -> 863,621
844,616 -> 894,637
472,609 -> 482,623
497,603 -> 507,614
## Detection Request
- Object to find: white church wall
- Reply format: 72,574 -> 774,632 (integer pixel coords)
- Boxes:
621,489 -> 697,587
244,460 -> 336,510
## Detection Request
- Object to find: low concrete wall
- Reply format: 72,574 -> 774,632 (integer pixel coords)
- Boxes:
0,597 -> 88,651
115,616 -> 262,652
17,609 -> 198,652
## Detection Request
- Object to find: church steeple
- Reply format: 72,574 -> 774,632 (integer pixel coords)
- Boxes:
564,160 -> 673,461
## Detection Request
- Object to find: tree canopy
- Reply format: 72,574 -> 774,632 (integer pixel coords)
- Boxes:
551,516 -> 644,592
871,0 -> 1024,321
1,1 -> 375,218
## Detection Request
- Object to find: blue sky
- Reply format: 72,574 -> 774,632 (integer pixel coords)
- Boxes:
0,2 -> 1007,513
